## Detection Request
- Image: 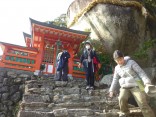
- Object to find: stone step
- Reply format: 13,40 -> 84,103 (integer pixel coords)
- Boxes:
18,109 -> 99,117
53,87 -> 81,95
19,78 -> 145,117
18,110 -> 54,117
25,79 -> 108,90
53,87 -> 108,96
25,80 -> 55,90
26,80 -> 69,87
20,102 -> 51,111
18,108 -> 143,117
101,108 -> 143,117
58,94 -> 100,103
53,93 -> 117,103
25,87 -> 54,94
23,94 -> 52,103
53,108 -> 95,117
52,101 -> 118,111
26,79 -> 54,85
23,93 -> 102,104
68,107 -> 142,117
52,101 -> 93,110
25,88 -> 110,102
20,100 -> 118,112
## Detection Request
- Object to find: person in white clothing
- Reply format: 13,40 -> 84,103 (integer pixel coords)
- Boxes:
109,50 -> 155,117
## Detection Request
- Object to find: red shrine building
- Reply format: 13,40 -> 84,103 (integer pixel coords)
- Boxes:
0,18 -> 90,78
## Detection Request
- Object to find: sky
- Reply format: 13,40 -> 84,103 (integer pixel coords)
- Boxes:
0,0 -> 74,54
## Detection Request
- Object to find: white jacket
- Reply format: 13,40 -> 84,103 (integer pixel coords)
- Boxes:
109,56 -> 151,92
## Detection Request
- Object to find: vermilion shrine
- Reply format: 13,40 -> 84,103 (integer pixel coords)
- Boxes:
0,18 -> 90,78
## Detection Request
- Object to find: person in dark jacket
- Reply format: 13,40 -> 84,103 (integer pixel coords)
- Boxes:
78,41 -> 101,90
55,50 -> 70,81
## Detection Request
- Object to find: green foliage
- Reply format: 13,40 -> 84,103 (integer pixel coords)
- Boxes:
133,39 -> 156,59
98,54 -> 113,75
47,14 -> 67,27
98,53 -> 111,65
144,0 -> 156,7
12,102 -> 20,117
143,0 -> 156,17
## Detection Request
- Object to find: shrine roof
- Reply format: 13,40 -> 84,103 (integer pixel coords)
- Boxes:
0,41 -> 38,52
23,32 -> 31,39
23,32 -> 31,42
29,18 -> 90,36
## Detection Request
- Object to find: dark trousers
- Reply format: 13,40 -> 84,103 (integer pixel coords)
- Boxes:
56,62 -> 68,81
85,62 -> 94,87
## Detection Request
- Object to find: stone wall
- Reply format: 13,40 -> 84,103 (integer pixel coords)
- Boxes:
0,68 -> 33,117
0,67 -> 155,117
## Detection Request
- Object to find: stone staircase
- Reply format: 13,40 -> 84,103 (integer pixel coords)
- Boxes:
17,77 -> 143,117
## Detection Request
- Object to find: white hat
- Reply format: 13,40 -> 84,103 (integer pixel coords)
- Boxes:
144,85 -> 156,97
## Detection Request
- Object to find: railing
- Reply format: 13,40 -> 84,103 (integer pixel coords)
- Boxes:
0,49 -> 37,72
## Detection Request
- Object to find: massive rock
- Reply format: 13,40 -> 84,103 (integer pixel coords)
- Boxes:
67,0 -> 156,67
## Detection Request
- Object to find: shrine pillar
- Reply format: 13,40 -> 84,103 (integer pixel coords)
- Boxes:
68,45 -> 74,76
35,34 -> 45,70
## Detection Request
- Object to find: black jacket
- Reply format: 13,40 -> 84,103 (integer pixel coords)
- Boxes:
57,51 -> 70,71
80,49 -> 100,65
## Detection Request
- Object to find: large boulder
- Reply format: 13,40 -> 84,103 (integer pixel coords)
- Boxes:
67,0 -> 156,67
